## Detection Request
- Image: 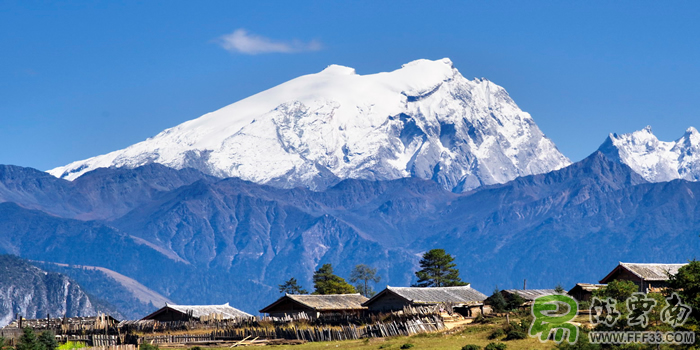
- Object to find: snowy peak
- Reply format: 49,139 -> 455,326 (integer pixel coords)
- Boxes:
49,58 -> 571,192
320,64 -> 357,75
598,126 -> 700,182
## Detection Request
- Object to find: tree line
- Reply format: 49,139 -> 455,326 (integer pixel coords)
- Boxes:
279,248 -> 467,297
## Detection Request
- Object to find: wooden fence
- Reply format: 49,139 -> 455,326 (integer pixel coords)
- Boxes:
72,345 -> 135,350
117,318 -> 256,334
140,315 -> 445,344
3,308 -> 447,346
0,328 -> 22,345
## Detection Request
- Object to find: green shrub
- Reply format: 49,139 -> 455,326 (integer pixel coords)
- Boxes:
378,344 -> 392,349
189,347 -> 202,350
473,313 -> 486,324
39,331 -> 58,350
461,345 -> 481,350
16,328 -> 42,350
487,328 -> 505,340
400,343 -> 414,349
484,343 -> 507,350
58,341 -> 86,350
504,330 -> 527,340
507,320 -> 529,333
140,344 -> 159,350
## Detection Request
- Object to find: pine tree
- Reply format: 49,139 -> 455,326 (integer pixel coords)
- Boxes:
38,331 -> 58,350
486,288 -> 508,312
312,264 -> 356,295
349,264 -> 381,297
278,277 -> 308,294
16,328 -> 44,350
668,260 -> 700,321
413,249 -> 468,287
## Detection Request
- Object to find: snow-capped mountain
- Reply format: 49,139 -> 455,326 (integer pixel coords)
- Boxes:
49,58 -> 570,192
598,126 -> 700,182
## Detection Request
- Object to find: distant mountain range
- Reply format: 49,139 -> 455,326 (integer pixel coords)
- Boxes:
1,58 -> 699,320
2,151 -> 699,319
0,255 -> 119,327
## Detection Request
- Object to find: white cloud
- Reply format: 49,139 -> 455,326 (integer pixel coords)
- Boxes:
216,29 -> 322,55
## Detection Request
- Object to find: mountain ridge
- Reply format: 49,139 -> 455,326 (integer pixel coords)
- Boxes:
1,150 -> 699,315
49,58 -> 570,192
0,255 -> 119,327
598,125 -> 700,183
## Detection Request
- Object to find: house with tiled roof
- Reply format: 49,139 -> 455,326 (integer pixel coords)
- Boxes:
599,262 -> 687,293
260,294 -> 369,318
142,303 -> 252,321
362,285 -> 488,316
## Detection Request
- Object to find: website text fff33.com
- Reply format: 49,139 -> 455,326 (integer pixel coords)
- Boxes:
588,331 -> 695,345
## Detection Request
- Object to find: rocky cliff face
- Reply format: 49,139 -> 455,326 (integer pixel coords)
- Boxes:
0,255 -> 115,327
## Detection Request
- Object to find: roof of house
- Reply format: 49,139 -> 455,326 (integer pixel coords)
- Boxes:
568,283 -> 606,293
600,262 -> 688,283
502,289 -> 558,301
142,303 -> 252,320
363,285 -> 487,306
260,294 -> 369,313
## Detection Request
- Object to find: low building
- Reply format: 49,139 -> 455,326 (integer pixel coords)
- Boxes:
260,294 -> 369,318
142,303 -> 252,321
568,283 -> 605,302
599,262 -> 687,293
500,289 -> 557,307
362,285 -> 488,317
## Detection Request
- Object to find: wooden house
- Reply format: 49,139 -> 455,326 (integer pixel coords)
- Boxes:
599,262 -> 687,293
142,303 -> 252,321
259,294 -> 369,318
500,289 -> 557,307
362,285 -> 488,317
568,283 -> 605,301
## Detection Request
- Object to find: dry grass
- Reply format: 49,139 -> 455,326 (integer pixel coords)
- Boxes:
202,317 -> 558,350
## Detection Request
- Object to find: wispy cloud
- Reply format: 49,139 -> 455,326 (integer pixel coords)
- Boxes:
216,29 -> 322,55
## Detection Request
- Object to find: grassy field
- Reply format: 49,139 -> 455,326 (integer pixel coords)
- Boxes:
207,317 -> 558,350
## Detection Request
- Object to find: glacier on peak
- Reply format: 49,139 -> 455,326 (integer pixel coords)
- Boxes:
49,58 -> 571,192
598,125 -> 700,182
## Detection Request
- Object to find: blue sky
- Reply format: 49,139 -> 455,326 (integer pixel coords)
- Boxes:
1,1 -> 699,170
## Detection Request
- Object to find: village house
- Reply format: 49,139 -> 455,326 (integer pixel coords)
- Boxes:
142,303 -> 252,321
567,283 -> 605,301
599,262 -> 687,293
500,289 -> 557,307
259,294 -> 369,318
362,285 -> 488,317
